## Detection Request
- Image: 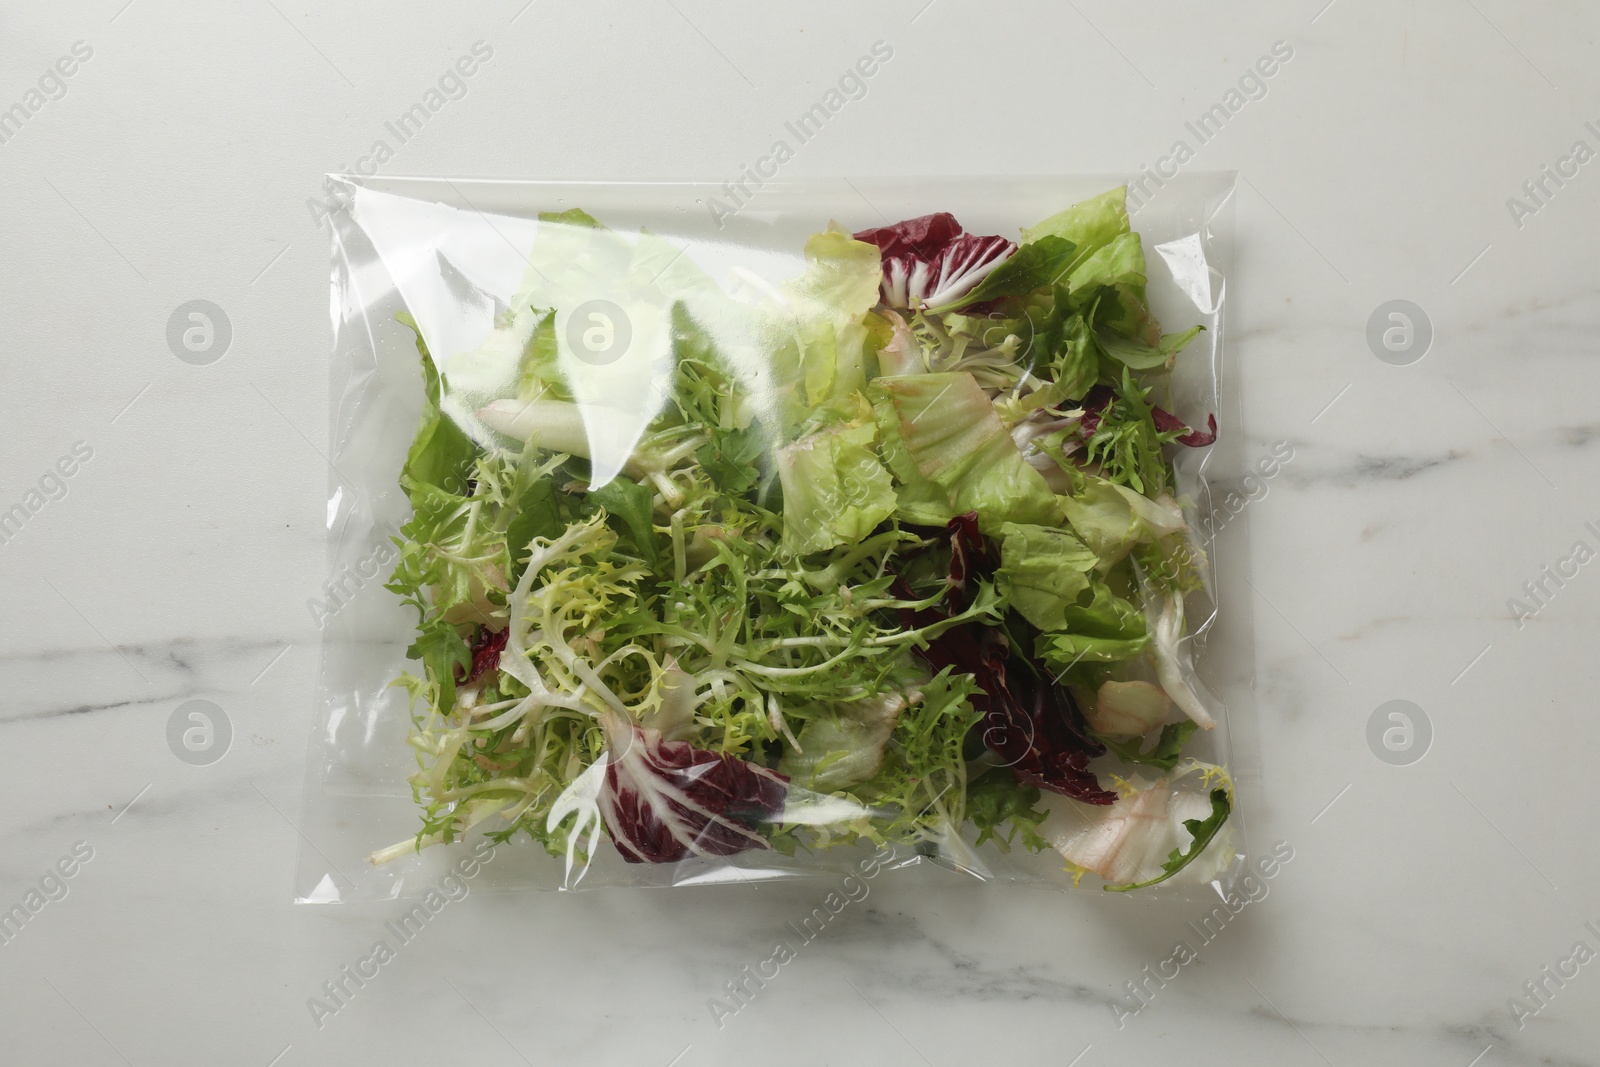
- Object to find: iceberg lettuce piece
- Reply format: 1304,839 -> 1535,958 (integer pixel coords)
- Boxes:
1035,584 -> 1151,667
790,226 -> 883,325
871,372 -> 1060,532
777,417 -> 897,555
1021,185 -> 1130,274
995,522 -> 1100,631
764,226 -> 883,433
1057,471 -> 1187,569
870,390 -> 959,528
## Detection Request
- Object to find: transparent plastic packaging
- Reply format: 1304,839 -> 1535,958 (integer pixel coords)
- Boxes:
298,174 -> 1246,902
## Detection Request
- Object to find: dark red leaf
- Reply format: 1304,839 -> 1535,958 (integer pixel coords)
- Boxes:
853,213 -> 964,259
1076,386 -> 1116,437
944,512 -> 989,612
854,214 -> 1016,309
598,714 -> 789,863
1150,409 -> 1217,447
892,515 -> 1115,806
459,626 -> 508,684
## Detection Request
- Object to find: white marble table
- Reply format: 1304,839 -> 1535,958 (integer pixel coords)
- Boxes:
3,2 -> 1597,1064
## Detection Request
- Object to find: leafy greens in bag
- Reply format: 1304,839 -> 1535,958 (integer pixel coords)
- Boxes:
377,187 -> 1233,890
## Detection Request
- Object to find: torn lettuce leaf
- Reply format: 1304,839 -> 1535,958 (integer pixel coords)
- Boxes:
994,522 -> 1100,631
1021,185 -> 1130,274
1098,323 -> 1204,371
1035,584 -> 1151,667
1066,232 -> 1160,345
777,416 -> 898,555
990,288 -> 1099,423
1057,470 -> 1187,569
871,394 -> 961,528
871,372 -> 1061,532
788,226 -> 884,328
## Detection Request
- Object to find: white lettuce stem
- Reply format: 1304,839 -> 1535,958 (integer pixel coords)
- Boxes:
1151,590 -> 1216,729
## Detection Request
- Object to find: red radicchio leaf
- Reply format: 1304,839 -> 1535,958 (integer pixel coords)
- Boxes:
459,626 -> 508,684
904,606 -> 1117,805
853,212 -> 964,259
943,511 -> 990,613
970,633 -> 1117,806
598,713 -> 789,863
1076,386 -> 1117,437
893,515 -> 1116,805
1152,408 -> 1218,447
854,214 -> 1017,310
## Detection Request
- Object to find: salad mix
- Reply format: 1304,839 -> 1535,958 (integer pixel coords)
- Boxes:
374,186 -> 1235,890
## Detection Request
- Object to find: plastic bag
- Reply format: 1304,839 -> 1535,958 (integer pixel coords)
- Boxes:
297,174 -> 1247,902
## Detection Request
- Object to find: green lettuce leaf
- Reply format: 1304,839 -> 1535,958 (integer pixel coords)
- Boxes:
1035,584 -> 1150,667
967,770 -> 1050,851
777,419 -> 897,555
1050,310 -> 1101,401
1056,470 -> 1186,569
1097,324 -> 1204,371
538,207 -> 603,228
1067,231 -> 1145,294
871,392 -> 959,528
871,372 -> 1060,532
1057,474 -> 1140,565
797,318 -> 871,412
696,427 -> 764,495
585,475 -> 660,568
995,522 -> 1099,631
504,478 -> 565,583
406,615 -> 472,714
993,290 -> 1099,422
768,227 -> 881,431
385,479 -> 473,613
1067,234 -> 1160,345
514,309 -> 566,401
790,226 -> 882,325
1021,186 -> 1129,274
397,312 -> 478,494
